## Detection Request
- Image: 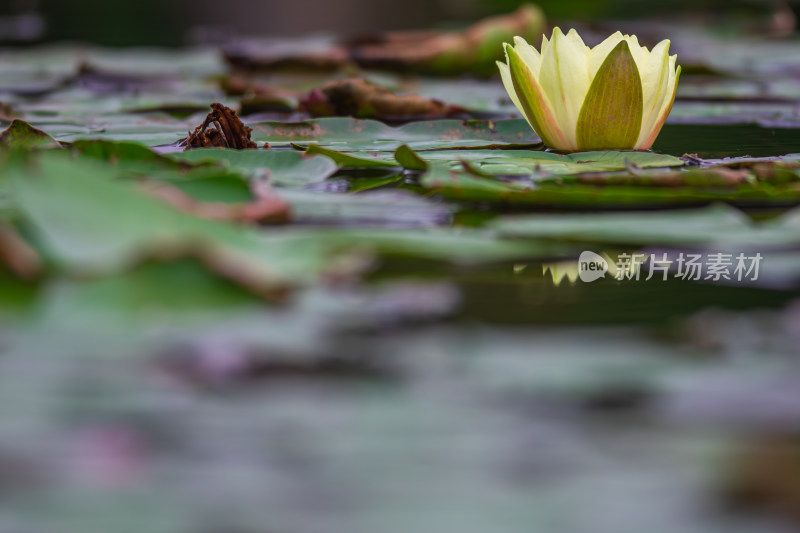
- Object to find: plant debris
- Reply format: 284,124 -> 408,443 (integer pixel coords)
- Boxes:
723,433 -> 800,525
348,4 -> 545,76
0,225 -> 42,280
223,38 -> 350,72
299,78 -> 467,120
222,4 -> 544,76
182,103 -> 259,150
0,102 -> 20,123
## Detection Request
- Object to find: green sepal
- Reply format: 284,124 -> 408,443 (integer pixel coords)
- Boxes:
577,41 -> 643,150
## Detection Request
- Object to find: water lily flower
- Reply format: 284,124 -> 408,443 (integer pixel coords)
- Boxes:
498,28 -> 680,152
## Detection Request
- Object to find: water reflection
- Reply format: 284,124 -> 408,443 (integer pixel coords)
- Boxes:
541,252 -> 650,287
541,261 -> 580,286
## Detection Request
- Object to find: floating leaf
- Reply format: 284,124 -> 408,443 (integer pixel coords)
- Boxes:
170,148 -> 338,186
423,168 -> 800,208
250,117 -> 542,150
5,152 -> 354,295
418,148 -> 684,176
0,120 -> 62,149
302,143 -> 398,169
393,144 -> 428,171
280,189 -> 451,227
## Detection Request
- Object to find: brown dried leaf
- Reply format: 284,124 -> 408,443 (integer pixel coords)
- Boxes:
750,162 -> 800,183
349,4 -> 545,75
723,433 -> 800,525
299,78 -> 466,120
0,102 -> 20,123
0,225 -> 42,280
220,75 -> 299,115
223,40 -> 350,72
183,103 -> 258,150
221,5 -> 544,76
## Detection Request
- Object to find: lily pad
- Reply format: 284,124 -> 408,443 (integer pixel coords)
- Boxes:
421,165 -> 800,208
5,151 -> 350,293
302,143 -> 398,169
250,117 -> 542,150
0,120 -> 62,149
280,189 -> 452,227
419,149 -> 684,176
170,148 -> 338,186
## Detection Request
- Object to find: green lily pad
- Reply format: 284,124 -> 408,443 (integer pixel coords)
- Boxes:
393,144 -> 429,171
290,144 -> 684,175
170,148 -> 338,186
280,189 -> 451,227
152,168 -> 256,203
302,143 -> 398,169
420,163 -> 800,208
4,151 -> 350,291
0,120 -> 62,149
250,117 -> 542,150
71,139 -> 187,173
419,149 -> 684,176
69,140 -> 257,202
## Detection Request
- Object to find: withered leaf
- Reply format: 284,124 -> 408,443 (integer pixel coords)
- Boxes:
349,4 -> 545,76
183,103 -> 259,150
0,225 -> 42,280
299,78 -> 466,121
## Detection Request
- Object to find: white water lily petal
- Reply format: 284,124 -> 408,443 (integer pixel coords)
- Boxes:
623,34 -> 649,69
637,58 -> 680,149
636,39 -> 672,148
497,60 -> 532,130
587,31 -> 624,79
505,44 -> 569,149
498,27 -> 680,152
564,27 -> 588,50
537,27 -> 590,149
512,36 -> 542,75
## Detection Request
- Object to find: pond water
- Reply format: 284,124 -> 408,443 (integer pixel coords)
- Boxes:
2,18 -> 800,533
